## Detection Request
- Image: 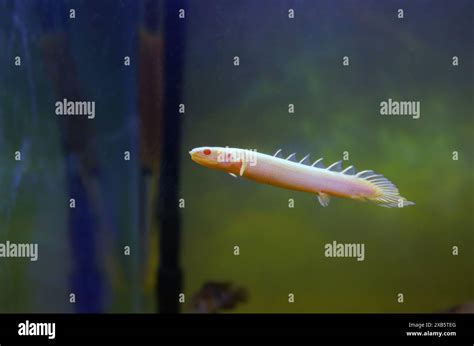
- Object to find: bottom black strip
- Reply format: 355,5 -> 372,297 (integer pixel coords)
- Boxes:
0,313 -> 472,345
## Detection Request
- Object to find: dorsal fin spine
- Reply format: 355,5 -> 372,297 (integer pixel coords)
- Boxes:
356,170 -> 373,177
341,165 -> 355,174
312,158 -> 324,167
299,154 -> 310,164
327,160 -> 342,171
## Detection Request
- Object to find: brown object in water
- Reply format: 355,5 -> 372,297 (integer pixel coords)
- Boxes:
443,301 -> 474,313
40,34 -> 96,171
188,282 -> 248,313
138,29 -> 165,174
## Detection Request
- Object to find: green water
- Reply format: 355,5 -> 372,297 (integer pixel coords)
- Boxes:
180,1 -> 473,312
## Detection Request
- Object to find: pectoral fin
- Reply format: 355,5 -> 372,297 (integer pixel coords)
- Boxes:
239,160 -> 248,176
317,193 -> 331,207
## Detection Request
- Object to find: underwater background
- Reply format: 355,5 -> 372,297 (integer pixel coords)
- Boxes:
0,0 -> 472,313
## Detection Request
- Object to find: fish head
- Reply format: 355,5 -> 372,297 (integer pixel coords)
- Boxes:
189,147 -> 241,172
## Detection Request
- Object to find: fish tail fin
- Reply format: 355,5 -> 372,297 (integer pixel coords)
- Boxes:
357,171 -> 415,208
370,194 -> 415,208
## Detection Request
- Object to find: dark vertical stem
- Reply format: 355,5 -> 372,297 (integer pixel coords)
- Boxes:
157,0 -> 187,313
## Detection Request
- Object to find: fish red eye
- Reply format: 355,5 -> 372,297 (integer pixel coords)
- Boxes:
203,149 -> 211,155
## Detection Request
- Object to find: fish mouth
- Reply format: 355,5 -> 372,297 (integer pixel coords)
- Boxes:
189,149 -> 198,160
189,149 -> 205,165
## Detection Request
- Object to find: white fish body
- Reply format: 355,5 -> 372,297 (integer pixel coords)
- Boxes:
190,147 -> 415,208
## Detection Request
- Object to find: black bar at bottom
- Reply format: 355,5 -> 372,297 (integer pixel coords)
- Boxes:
0,313 -> 472,345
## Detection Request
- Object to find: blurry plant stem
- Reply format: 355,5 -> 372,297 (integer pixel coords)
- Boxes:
156,0 -> 187,313
138,6 -> 165,300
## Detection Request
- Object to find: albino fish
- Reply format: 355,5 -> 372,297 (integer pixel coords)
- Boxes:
189,147 -> 415,208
